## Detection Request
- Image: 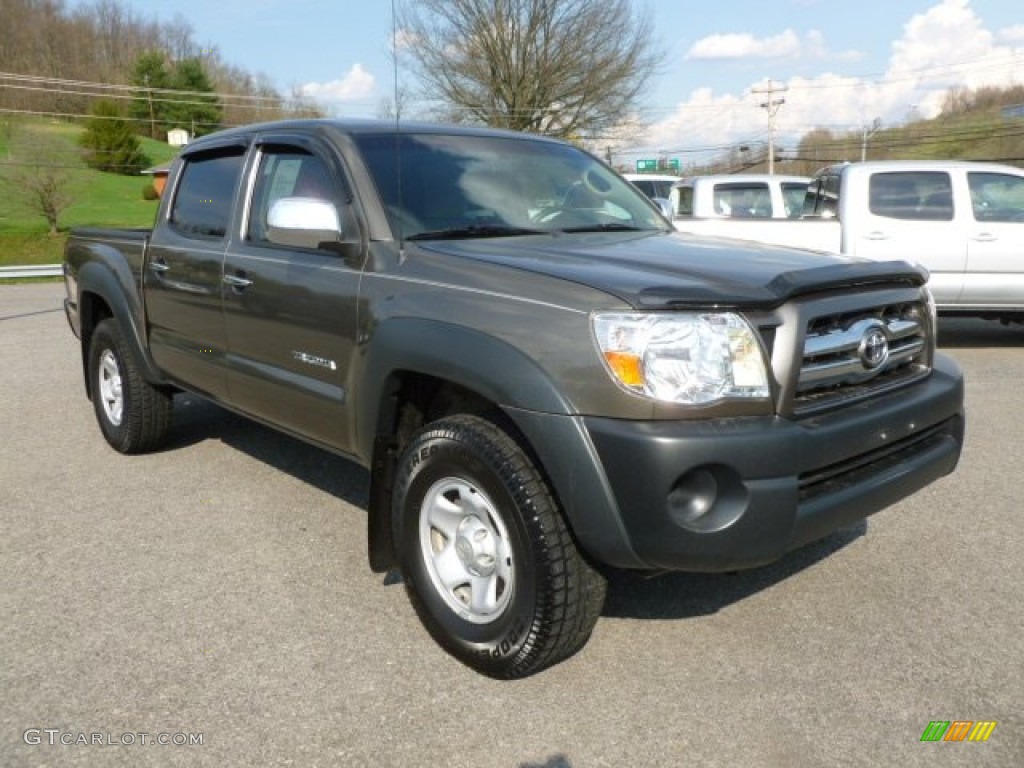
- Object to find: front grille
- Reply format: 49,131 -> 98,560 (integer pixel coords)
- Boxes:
793,301 -> 931,414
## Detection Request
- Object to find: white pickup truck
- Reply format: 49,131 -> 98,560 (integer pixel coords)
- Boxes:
672,161 -> 1024,321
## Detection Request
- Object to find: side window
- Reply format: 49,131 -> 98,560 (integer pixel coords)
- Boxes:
869,171 -> 952,221
713,183 -> 771,218
781,182 -> 808,218
802,178 -> 823,217
968,172 -> 1024,222
821,174 -> 840,218
676,186 -> 694,216
169,149 -> 245,239
803,176 -> 838,218
248,147 -> 343,245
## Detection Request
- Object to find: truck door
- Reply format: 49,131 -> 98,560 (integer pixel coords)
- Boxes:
850,170 -> 966,307
144,142 -> 248,400
963,170 -> 1024,309
221,137 -> 364,450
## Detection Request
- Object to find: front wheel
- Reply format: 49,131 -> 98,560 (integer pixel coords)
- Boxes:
88,318 -> 172,454
394,414 -> 606,678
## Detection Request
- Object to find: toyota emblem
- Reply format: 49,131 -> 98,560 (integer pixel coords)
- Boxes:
859,325 -> 889,370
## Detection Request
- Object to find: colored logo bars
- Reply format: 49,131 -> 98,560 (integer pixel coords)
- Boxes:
920,721 -> 997,742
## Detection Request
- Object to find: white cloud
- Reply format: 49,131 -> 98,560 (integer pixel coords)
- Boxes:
685,27 -> 860,63
301,63 -> 376,108
642,0 -> 1024,163
638,88 -> 759,159
883,0 -> 1021,115
686,30 -> 802,60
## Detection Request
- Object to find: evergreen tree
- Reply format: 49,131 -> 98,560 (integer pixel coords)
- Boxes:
167,58 -> 223,137
80,100 -> 151,175
129,52 -> 173,140
129,52 -> 223,140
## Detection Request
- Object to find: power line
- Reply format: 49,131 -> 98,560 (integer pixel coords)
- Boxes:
0,71 -> 286,105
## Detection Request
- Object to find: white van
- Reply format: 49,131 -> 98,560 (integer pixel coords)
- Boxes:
623,173 -> 679,201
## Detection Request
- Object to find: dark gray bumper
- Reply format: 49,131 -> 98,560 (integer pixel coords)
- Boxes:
574,352 -> 964,571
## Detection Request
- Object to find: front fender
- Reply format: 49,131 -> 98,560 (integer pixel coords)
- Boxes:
357,318 -> 646,570
356,317 -> 575,460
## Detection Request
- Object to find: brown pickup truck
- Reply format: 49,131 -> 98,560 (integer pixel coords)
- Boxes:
63,119 -> 965,678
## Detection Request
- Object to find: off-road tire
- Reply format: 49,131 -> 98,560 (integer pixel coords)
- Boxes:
394,414 -> 606,679
88,318 -> 172,454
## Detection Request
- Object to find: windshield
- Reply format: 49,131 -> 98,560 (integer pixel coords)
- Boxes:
630,178 -> 675,200
354,132 -> 668,239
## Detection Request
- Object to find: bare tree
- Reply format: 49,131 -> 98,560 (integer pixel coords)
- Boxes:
20,166 -> 73,234
0,122 -> 76,234
398,0 -> 662,139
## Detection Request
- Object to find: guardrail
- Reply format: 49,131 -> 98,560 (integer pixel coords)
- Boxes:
0,264 -> 62,280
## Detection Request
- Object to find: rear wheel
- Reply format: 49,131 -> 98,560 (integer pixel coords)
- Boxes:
394,414 -> 606,678
88,318 -> 172,453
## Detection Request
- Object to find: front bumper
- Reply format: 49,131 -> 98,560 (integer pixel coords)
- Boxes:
581,352 -> 964,571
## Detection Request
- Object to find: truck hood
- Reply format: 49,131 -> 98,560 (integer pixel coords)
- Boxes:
417,231 -> 926,309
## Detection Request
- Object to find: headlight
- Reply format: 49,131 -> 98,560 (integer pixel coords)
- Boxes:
592,312 -> 770,405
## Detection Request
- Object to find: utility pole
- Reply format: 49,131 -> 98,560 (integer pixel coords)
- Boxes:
861,117 -> 882,161
752,79 -> 787,174
144,75 -> 157,140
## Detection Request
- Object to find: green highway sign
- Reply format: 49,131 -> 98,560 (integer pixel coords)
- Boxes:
636,158 -> 679,172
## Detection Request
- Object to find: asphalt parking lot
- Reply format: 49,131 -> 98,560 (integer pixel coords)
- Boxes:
1,281 -> 1021,768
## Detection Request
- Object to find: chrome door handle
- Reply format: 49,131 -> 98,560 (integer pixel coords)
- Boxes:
149,260 -> 170,273
222,274 -> 253,288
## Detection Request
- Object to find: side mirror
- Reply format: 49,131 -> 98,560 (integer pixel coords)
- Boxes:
266,197 -> 342,250
652,197 -> 674,219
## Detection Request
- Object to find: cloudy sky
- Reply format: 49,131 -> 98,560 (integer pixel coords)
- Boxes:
65,0 -> 1024,162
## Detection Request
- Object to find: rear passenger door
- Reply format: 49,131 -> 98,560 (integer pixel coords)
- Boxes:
221,135 -> 365,450
963,170 -> 1024,308
851,170 -> 967,307
145,141 -> 248,400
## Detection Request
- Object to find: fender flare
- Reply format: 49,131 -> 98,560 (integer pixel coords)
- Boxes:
74,254 -> 167,395
356,318 -> 574,457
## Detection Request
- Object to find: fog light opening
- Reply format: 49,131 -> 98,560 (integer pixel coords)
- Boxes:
668,468 -> 719,527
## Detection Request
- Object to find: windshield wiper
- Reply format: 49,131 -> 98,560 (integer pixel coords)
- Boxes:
559,222 -> 649,233
406,225 -> 546,241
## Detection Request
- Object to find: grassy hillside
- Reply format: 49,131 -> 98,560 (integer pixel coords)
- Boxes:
0,121 -> 179,266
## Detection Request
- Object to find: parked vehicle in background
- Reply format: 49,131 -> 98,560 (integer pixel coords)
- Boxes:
63,121 -> 965,678
623,172 -> 678,200
673,161 -> 1024,322
669,174 -> 810,220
